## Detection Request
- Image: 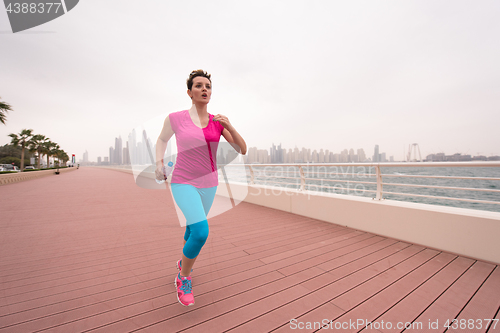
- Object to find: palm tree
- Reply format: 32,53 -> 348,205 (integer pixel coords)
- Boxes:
60,151 -> 69,166
41,140 -> 56,168
8,129 -> 33,171
53,148 -> 64,167
39,138 -> 50,168
0,97 -> 13,125
28,134 -> 48,169
49,143 -> 60,168
53,149 -> 70,167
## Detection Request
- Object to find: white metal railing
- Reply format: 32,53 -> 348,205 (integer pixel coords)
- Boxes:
221,162 -> 500,207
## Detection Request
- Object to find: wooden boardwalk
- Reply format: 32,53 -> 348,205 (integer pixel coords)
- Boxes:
0,167 -> 499,332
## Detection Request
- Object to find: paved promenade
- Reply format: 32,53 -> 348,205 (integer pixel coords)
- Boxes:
0,167 -> 499,332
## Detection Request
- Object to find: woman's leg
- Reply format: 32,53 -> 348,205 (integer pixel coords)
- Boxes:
171,183 -> 214,276
199,186 -> 218,216
179,186 -> 217,275
180,221 -> 208,276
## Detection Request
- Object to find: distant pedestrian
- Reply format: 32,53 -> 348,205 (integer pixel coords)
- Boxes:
155,70 -> 247,306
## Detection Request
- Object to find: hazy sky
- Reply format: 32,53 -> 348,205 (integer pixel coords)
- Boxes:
1,0 -> 499,162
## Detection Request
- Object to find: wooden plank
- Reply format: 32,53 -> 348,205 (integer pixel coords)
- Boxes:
263,245 -> 428,333
53,232 -> 375,332
332,252 -> 456,333
492,308 -> 500,332
222,238 -> 403,333
404,261 -> 495,332
276,235 -> 390,276
373,256 -> 474,332
238,223 -> 344,255
1,218 -> 356,330
84,237 -> 404,332
180,244 -> 424,333
447,265 -> 500,333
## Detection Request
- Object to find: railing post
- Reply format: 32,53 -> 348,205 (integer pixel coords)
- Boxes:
248,165 -> 255,185
375,165 -> 383,200
299,165 -> 305,191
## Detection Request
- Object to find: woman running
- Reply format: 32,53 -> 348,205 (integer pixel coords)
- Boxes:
155,69 -> 247,306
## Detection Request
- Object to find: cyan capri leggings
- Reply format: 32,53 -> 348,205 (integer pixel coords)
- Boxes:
170,183 -> 217,259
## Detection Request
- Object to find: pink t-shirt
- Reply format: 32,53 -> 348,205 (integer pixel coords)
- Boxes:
169,110 -> 225,188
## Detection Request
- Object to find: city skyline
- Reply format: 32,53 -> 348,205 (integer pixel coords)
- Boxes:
81,137 -> 498,165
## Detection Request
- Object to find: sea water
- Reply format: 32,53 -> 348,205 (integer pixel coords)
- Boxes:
219,165 -> 500,213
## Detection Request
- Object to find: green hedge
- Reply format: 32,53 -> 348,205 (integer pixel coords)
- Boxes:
1,166 -> 70,174
22,166 -> 69,172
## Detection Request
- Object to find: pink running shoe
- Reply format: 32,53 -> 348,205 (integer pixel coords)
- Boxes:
176,259 -> 193,273
175,273 -> 194,306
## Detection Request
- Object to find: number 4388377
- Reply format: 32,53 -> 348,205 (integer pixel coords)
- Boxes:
444,318 -> 498,330
6,3 -> 62,14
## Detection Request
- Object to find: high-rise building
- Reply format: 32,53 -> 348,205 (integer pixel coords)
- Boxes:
114,136 -> 122,165
248,148 -> 270,164
311,149 -> 318,163
123,144 -> 130,165
109,147 -> 114,164
281,148 -> 287,163
373,145 -> 380,162
270,143 -> 283,163
294,147 -> 300,163
137,130 -> 155,165
349,148 -> 355,162
83,150 -> 88,163
357,148 -> 366,162
246,147 -> 258,164
97,156 -> 102,164
301,148 -> 309,163
128,129 -> 137,165
340,149 -> 348,163
258,148 -> 265,163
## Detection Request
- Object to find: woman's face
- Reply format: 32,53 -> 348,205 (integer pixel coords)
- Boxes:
188,77 -> 212,104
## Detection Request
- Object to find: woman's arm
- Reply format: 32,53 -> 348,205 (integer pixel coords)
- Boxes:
222,127 -> 247,155
155,115 -> 174,179
213,114 -> 247,155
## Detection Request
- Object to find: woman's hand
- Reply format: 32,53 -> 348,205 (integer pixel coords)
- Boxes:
213,114 -> 234,131
155,164 -> 166,182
